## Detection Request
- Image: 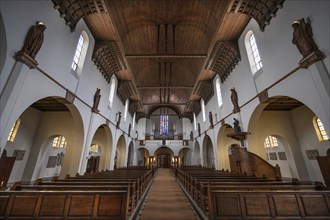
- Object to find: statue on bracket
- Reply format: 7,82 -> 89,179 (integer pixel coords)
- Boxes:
116,112 -> 122,129
21,21 -> 46,59
128,123 -> 132,136
92,88 -> 101,113
209,111 -> 214,128
292,18 -> 319,58
198,123 -> 201,137
230,87 -> 240,113
190,131 -> 193,140
292,18 -> 324,67
233,118 -> 242,133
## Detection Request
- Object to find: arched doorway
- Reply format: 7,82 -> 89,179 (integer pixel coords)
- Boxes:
217,124 -> 238,170
88,125 -> 113,172
3,96 -> 84,182
247,95 -> 329,182
127,141 -> 134,166
203,135 -> 214,168
193,142 -> 201,165
154,147 -> 174,168
263,135 -> 298,178
137,147 -> 149,167
178,147 -> 192,167
115,135 -> 126,169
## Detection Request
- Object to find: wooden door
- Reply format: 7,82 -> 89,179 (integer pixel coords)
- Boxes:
317,156 -> 330,187
86,156 -> 100,174
0,156 -> 16,187
157,154 -> 169,168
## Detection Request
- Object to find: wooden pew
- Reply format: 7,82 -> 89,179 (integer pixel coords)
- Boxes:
1,167 -> 156,219
0,190 -> 129,219
208,190 -> 330,219
174,167 -> 330,219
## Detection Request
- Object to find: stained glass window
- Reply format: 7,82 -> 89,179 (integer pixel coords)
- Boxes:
160,115 -> 168,135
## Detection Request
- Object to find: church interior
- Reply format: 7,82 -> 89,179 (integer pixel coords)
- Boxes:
0,0 -> 329,219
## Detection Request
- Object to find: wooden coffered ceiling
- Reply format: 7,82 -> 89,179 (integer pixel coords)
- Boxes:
52,0 -> 285,121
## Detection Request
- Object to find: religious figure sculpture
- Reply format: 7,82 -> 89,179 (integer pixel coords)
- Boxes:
231,87 -> 240,113
190,131 -> 193,140
233,118 -> 241,133
128,123 -> 132,136
116,112 -> 122,128
20,21 -> 46,59
209,111 -> 214,128
92,88 -> 101,112
198,123 -> 201,137
292,18 -> 319,58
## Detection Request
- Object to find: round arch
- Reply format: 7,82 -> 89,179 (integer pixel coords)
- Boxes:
3,96 -> 84,182
127,141 -> 134,166
154,146 -> 174,168
89,124 -> 113,172
247,95 -> 329,182
178,147 -> 192,167
193,141 -> 201,166
114,135 -> 126,169
216,124 -> 238,170
137,147 -> 150,167
202,135 -> 214,168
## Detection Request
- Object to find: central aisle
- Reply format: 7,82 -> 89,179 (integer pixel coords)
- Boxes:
138,168 -> 198,220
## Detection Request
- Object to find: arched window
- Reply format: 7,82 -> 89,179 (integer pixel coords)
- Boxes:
313,117 -> 329,141
193,112 -> 197,131
52,136 -> 67,148
71,31 -> 89,77
215,77 -> 223,107
124,99 -> 129,121
245,30 -> 262,75
201,99 -> 206,122
89,144 -> 99,155
7,119 -> 21,142
132,112 -> 136,130
108,77 -> 116,108
264,136 -> 278,148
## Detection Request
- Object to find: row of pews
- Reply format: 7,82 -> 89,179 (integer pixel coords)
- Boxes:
1,166 -> 157,219
173,166 -> 330,219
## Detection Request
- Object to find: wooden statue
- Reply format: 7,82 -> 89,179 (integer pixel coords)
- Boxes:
230,87 -> 240,113
209,111 -> 214,128
198,123 -> 201,137
292,18 -> 319,58
92,88 -> 101,112
233,118 -> 241,133
116,112 -> 122,128
21,21 -> 46,59
128,123 -> 132,136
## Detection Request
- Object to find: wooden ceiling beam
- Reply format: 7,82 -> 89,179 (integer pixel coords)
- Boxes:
137,86 -> 193,90
142,103 -> 187,106
125,54 -> 207,59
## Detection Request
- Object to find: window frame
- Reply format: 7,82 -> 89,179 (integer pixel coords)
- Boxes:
215,77 -> 223,108
314,117 -> 329,141
245,30 -> 263,76
71,31 -> 89,77
7,119 -> 21,142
